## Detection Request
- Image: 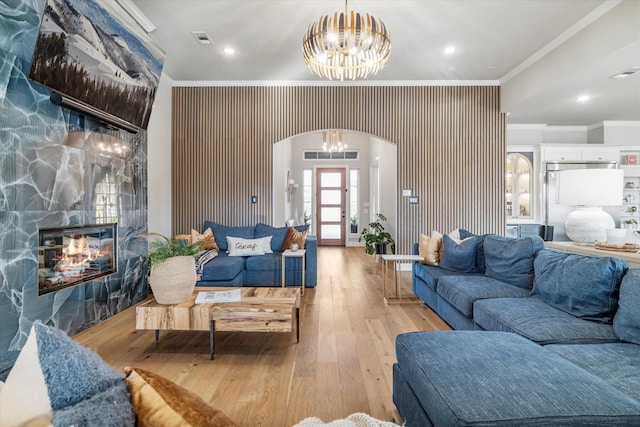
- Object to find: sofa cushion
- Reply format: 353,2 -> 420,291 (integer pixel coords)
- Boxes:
418,233 -> 442,265
413,263 -> 479,294
530,250 -> 628,323
438,234 -> 477,273
245,252 -> 281,272
281,227 -> 309,250
125,367 -> 237,427
395,331 -> 640,426
413,263 -> 464,309
191,227 -> 219,251
459,229 -> 491,273
255,223 -> 289,251
254,223 -> 309,252
199,252 -> 245,281
545,343 -> 640,403
483,234 -> 544,289
437,275 -> 529,318
0,321 -> 134,427
392,363 -> 434,427
473,297 -> 619,345
614,269 -> 640,344
203,221 -> 255,251
226,236 -> 271,256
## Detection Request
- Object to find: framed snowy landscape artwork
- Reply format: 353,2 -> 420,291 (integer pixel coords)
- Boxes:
28,0 -> 165,130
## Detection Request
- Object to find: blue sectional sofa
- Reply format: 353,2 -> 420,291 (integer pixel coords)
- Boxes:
393,231 -> 640,426
195,221 -> 317,288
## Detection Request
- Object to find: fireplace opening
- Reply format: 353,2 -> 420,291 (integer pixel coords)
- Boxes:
38,223 -> 118,295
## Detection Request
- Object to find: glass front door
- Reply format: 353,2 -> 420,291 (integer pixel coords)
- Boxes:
316,168 -> 346,246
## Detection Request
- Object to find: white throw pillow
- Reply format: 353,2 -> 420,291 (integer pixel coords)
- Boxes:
226,236 -> 271,256
262,236 -> 273,253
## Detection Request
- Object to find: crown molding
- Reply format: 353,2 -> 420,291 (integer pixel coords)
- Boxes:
171,80 -> 500,87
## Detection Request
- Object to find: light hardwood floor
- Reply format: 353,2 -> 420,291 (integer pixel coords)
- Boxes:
74,247 -> 451,426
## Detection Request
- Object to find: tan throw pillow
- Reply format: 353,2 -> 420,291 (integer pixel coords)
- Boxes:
419,233 -> 442,265
281,227 -> 309,251
124,367 -> 237,427
191,228 -> 219,251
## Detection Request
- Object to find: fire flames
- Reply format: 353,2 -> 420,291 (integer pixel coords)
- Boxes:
54,237 -> 99,276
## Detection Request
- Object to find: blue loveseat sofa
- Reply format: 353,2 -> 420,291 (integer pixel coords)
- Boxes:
195,221 -> 317,288
393,231 -> 640,426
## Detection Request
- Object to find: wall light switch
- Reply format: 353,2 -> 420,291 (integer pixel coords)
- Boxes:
403,189 -> 412,197
409,196 -> 419,204
251,196 -> 258,204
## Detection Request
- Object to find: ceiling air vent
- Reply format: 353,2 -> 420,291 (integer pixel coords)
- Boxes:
304,151 -> 359,160
191,31 -> 213,45
610,67 -> 639,79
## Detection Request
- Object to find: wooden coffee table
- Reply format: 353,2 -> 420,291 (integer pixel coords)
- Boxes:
135,287 -> 300,359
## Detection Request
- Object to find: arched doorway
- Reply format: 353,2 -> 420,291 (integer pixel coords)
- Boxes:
272,130 -> 397,248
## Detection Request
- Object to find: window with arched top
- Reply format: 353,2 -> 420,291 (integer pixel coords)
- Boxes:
506,153 -> 533,219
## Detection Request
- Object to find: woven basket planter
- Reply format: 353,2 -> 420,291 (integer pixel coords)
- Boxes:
149,256 -> 197,304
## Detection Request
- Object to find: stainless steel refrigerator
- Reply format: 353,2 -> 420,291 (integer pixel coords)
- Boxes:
543,161 -> 618,242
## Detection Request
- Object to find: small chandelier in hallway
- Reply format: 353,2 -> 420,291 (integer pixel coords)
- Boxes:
323,131 -> 347,152
302,0 -> 391,81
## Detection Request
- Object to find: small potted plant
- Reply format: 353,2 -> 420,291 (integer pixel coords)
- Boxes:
359,213 -> 396,255
145,235 -> 202,304
350,214 -> 358,234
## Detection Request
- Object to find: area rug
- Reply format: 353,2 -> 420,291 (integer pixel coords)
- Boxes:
293,412 -> 401,427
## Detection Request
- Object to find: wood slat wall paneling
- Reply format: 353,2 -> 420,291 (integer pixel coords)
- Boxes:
171,85 -> 506,253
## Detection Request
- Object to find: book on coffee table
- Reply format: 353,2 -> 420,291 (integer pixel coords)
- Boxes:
195,289 -> 241,304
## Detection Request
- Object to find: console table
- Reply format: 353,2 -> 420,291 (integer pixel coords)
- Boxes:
545,241 -> 640,268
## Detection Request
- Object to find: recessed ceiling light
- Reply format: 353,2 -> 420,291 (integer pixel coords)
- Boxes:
191,31 -> 213,45
610,67 -> 640,79
223,47 -> 235,55
576,95 -> 590,103
444,45 -> 456,55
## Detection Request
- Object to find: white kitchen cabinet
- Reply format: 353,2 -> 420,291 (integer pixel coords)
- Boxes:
541,149 -> 581,162
582,149 -> 619,161
541,146 -> 619,162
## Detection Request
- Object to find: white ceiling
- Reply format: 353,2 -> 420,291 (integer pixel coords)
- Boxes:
132,0 -> 640,126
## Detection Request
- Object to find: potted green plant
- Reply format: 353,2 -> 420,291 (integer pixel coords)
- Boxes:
145,235 -> 203,304
359,213 -> 396,255
303,210 -> 312,225
350,214 -> 358,234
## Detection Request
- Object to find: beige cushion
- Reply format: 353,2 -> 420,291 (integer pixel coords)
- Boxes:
191,228 -> 219,251
419,233 -> 442,265
281,227 -> 309,250
124,367 -> 237,427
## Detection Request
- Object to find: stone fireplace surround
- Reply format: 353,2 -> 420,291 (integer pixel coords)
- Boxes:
0,1 -> 148,359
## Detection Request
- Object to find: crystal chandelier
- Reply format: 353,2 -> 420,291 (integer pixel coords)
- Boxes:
302,1 -> 391,81
323,131 -> 347,152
